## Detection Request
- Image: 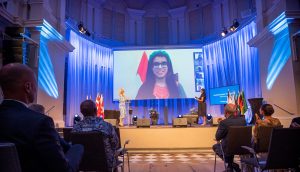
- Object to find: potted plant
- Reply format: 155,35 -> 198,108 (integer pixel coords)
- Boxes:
149,108 -> 159,125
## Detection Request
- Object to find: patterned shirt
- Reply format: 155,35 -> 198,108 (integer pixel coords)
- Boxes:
72,116 -> 119,168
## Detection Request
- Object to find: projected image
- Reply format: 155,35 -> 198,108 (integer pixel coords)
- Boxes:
113,48 -> 202,100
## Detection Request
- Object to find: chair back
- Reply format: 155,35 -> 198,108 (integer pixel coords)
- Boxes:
0,143 -> 22,172
264,128 -> 300,170
255,125 -> 283,152
63,127 -> 73,142
70,131 -> 109,171
225,126 -> 252,155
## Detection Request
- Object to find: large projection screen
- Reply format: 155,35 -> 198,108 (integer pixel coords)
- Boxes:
113,48 -> 203,101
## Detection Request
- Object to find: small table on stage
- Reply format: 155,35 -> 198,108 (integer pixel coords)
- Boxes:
183,114 -> 198,126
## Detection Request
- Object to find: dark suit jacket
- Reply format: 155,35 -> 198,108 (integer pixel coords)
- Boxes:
0,100 -> 74,172
215,115 -> 246,150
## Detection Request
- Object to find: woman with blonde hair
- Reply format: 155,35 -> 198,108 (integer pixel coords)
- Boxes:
119,88 -> 127,126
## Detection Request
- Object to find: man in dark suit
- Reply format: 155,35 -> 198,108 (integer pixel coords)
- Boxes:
213,103 -> 246,172
0,63 -> 83,172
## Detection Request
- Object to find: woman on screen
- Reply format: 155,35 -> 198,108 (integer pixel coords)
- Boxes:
196,88 -> 207,125
135,50 -> 186,99
119,88 -> 127,126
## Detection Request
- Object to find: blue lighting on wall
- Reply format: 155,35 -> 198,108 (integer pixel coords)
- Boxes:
266,12 -> 292,90
36,19 -> 63,98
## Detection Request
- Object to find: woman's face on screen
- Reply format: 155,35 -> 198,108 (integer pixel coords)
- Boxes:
152,56 -> 168,79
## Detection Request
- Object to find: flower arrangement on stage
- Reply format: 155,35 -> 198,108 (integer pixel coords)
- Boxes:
149,108 -> 159,125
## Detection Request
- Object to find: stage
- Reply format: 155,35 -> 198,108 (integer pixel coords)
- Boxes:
119,125 -> 217,151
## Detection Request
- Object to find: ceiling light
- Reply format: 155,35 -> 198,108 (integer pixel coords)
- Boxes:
230,19 -> 239,32
221,28 -> 228,37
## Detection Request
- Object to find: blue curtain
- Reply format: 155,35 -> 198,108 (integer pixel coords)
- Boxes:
203,21 -> 261,122
66,30 -> 114,126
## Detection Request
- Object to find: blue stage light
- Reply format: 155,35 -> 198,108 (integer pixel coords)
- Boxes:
207,113 -> 212,120
266,12 -> 292,90
36,19 -> 64,98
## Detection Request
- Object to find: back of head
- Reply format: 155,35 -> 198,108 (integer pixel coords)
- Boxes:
28,104 -> 45,114
261,104 -> 274,116
80,100 -> 97,117
225,103 -> 236,116
0,63 -> 37,104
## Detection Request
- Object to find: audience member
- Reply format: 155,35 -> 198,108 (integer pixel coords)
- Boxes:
212,103 -> 246,172
290,117 -> 300,128
0,63 -> 83,172
28,103 -> 71,153
73,100 -> 120,170
253,104 -> 281,143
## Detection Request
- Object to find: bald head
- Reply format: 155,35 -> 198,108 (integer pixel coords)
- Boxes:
224,103 -> 236,117
80,100 -> 97,117
0,63 -> 37,104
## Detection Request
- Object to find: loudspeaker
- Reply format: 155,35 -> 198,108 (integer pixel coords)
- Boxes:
172,118 -> 187,127
104,119 -> 117,127
137,118 -> 151,128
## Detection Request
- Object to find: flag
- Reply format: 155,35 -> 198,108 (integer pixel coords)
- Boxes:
227,89 -> 235,104
137,51 -> 148,83
99,94 -> 104,118
238,91 -> 248,115
95,94 -> 104,118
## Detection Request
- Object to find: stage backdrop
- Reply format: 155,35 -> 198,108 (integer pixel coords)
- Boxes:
65,20 -> 260,126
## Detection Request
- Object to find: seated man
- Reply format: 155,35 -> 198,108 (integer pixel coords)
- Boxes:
73,100 -> 120,170
212,104 -> 246,172
0,63 -> 83,172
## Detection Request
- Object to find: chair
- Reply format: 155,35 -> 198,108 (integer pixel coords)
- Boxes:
254,125 -> 283,153
0,142 -> 22,172
70,131 -> 129,172
241,128 -> 300,171
213,126 -> 252,172
63,127 -> 73,142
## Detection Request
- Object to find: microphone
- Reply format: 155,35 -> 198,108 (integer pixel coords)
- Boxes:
45,106 -> 55,115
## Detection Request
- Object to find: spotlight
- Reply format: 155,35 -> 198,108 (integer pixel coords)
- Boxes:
221,28 -> 228,37
207,113 -> 212,121
230,19 -> 239,32
177,115 -> 183,118
78,23 -> 85,34
132,115 -> 138,126
74,114 -> 82,124
77,22 -> 91,36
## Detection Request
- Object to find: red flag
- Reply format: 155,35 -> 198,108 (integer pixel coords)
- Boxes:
96,94 -> 104,118
137,51 -> 148,83
99,94 -> 104,118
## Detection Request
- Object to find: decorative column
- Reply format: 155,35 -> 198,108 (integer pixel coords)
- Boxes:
168,7 -> 187,44
127,9 -> 145,45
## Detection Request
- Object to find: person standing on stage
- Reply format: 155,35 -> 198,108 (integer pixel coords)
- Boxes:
119,88 -> 127,126
197,88 -> 207,125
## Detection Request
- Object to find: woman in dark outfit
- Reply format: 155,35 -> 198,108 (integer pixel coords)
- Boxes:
197,88 -> 207,125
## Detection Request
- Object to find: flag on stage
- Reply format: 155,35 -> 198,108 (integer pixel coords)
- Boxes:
137,51 -> 148,83
96,94 -> 105,118
227,89 -> 235,104
238,91 -> 248,115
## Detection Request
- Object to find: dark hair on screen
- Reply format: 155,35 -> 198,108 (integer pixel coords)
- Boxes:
136,50 -> 180,99
261,104 -> 274,116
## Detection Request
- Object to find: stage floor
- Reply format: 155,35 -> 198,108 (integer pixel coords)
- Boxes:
119,125 -> 218,151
